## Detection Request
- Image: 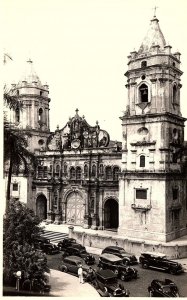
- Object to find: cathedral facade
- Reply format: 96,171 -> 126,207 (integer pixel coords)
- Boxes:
5,14 -> 187,242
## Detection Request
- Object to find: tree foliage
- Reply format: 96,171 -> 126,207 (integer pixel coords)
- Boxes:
3,200 -> 49,289
3,90 -> 37,210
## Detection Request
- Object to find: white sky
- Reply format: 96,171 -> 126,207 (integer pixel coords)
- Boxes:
3,0 -> 187,141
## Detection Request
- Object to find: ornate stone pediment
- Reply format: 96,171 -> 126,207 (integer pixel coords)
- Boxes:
47,109 -> 110,151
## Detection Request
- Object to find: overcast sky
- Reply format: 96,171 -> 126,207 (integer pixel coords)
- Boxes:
3,0 -> 187,141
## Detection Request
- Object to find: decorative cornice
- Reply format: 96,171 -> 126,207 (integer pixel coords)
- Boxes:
130,141 -> 156,146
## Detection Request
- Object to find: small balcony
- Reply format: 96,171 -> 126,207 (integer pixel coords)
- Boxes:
131,203 -> 152,212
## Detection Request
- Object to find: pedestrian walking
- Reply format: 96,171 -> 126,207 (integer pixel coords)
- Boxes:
78,264 -> 84,284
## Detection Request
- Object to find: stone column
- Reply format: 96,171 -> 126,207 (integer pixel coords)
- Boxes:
46,187 -> 54,223
54,188 -> 62,224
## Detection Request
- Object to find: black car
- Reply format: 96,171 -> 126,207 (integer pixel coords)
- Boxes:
98,253 -> 138,281
34,236 -> 50,245
57,238 -> 77,251
58,255 -> 93,281
34,236 -> 59,254
101,246 -> 137,265
91,269 -> 130,297
139,252 -> 184,274
148,279 -> 179,297
39,242 -> 60,255
62,244 -> 95,265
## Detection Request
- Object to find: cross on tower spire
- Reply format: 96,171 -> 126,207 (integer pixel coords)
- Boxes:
152,5 -> 158,17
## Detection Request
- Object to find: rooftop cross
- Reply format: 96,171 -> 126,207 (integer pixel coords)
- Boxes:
75,108 -> 79,114
152,5 -> 158,17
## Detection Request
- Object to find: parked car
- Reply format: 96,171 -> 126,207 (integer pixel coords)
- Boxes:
62,244 -> 95,265
91,269 -> 130,297
34,235 -> 59,254
58,255 -> 93,281
101,246 -> 137,265
98,253 -> 138,281
139,252 -> 184,275
34,236 -> 50,245
39,242 -> 60,255
57,238 -> 77,250
148,279 -> 179,297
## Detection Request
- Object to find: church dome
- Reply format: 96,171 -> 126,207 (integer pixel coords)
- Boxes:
138,16 -> 166,54
18,59 -> 42,87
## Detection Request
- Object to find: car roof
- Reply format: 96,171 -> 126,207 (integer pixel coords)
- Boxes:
142,251 -> 166,257
64,255 -> 84,263
104,246 -> 124,251
100,253 -> 123,262
96,269 -> 117,279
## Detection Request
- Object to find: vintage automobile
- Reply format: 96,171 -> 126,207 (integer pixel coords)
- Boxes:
101,246 -> 137,265
34,235 -> 59,254
148,279 -> 179,297
98,253 -> 138,281
57,238 -> 77,251
62,244 -> 95,265
139,252 -> 184,275
58,255 -> 93,280
91,269 -> 130,297
34,236 -> 50,245
39,242 -> 60,255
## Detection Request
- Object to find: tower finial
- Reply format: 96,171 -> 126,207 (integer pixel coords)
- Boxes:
75,108 -> 79,115
152,5 -> 158,18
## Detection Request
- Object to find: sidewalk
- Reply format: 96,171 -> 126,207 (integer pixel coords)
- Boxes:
49,269 -> 99,297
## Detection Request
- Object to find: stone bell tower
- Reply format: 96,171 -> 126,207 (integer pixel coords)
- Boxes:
118,14 -> 187,242
10,59 -> 51,151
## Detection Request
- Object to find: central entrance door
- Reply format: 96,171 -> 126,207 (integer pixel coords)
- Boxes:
66,192 -> 85,225
104,198 -> 119,230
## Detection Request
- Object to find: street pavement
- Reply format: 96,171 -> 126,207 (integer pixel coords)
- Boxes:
40,222 -> 187,297
49,269 -> 99,297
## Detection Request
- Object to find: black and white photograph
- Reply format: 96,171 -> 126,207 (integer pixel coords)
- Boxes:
3,0 -> 187,297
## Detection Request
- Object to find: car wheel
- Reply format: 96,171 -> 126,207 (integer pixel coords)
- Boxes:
124,260 -> 129,266
142,263 -> 148,269
61,266 -> 68,273
120,274 -> 125,281
92,280 -> 98,289
170,269 -> 177,275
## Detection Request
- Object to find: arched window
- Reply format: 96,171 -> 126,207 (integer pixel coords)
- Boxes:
113,167 -> 119,180
139,84 -> 148,103
64,163 -> 67,176
141,61 -> 147,68
70,167 -> 76,179
84,164 -> 88,178
99,164 -> 104,175
15,108 -> 20,123
56,165 -> 60,176
43,166 -> 48,178
38,166 -> 43,178
76,167 -> 82,179
92,164 -> 96,177
173,85 -> 177,103
106,166 -> 112,180
140,155 -> 145,167
38,108 -> 43,122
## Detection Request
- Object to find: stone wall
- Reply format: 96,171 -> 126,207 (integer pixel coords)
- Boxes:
68,226 -> 187,259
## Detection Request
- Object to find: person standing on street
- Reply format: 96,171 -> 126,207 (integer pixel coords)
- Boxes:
78,264 -> 84,284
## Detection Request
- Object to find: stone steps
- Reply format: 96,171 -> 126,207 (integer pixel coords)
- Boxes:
41,230 -> 68,244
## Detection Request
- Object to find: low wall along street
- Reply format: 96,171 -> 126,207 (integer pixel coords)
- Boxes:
68,226 -> 187,259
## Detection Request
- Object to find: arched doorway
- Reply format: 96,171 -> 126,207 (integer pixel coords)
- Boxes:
36,194 -> 47,220
66,192 -> 85,226
104,198 -> 119,230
